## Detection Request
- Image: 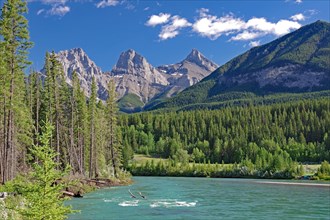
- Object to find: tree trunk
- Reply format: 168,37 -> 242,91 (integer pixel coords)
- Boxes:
6,67 -> 14,181
36,75 -> 40,139
1,97 -> 7,183
89,110 -> 94,178
70,97 -> 74,171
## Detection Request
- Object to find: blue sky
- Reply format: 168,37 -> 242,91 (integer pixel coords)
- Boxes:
19,0 -> 330,71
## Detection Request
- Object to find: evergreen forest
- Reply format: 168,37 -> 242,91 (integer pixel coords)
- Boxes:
0,0 -> 330,219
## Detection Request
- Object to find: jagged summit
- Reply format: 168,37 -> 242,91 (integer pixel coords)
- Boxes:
156,49 -> 219,96
114,49 -> 148,71
57,48 -> 101,73
71,47 -> 84,53
60,48 -> 88,61
184,49 -> 218,71
46,47 -> 218,112
111,49 -> 169,103
186,48 -> 202,62
56,48 -> 108,99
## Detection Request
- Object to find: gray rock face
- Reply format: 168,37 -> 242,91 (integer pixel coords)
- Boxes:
218,64 -> 328,91
57,48 -> 109,99
111,50 -> 169,103
157,49 -> 218,96
53,48 -> 218,106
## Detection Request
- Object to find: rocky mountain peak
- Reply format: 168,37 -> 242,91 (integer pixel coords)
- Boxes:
51,47 -> 219,112
114,49 -> 148,71
186,48 -> 202,62
57,48 -> 100,72
184,49 -> 218,71
55,48 -> 108,99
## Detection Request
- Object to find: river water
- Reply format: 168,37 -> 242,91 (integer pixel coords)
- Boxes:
67,177 -> 330,220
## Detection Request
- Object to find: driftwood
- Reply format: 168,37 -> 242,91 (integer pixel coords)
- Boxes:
60,178 -> 130,198
85,179 -> 107,184
84,178 -> 119,187
129,189 -> 136,198
62,191 -> 75,197
138,192 -> 146,199
73,191 -> 83,198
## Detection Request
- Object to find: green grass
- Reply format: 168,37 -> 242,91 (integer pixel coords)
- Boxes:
118,93 -> 144,113
132,154 -> 168,165
302,164 -> 321,175
131,154 -> 234,168
132,154 -> 322,176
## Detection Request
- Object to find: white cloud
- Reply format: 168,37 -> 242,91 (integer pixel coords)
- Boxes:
33,0 -> 125,16
307,9 -> 317,16
273,19 -> 301,35
146,13 -> 171,27
37,9 -> 45,15
249,40 -> 261,47
290,13 -> 305,21
245,17 -> 274,32
231,31 -> 263,41
192,14 -> 245,40
39,0 -> 67,4
49,5 -> 70,16
159,30 -> 179,40
96,0 -> 119,8
159,16 -> 191,40
171,16 -> 191,28
33,0 -> 70,16
197,8 -> 209,17
244,17 -> 301,36
146,8 -> 303,41
160,16 -> 191,40
295,0 -> 302,4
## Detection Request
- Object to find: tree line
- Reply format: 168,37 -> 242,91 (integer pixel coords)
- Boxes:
120,99 -> 330,176
0,0 -> 124,184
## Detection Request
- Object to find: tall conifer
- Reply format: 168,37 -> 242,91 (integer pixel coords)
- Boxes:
0,0 -> 32,182
106,79 -> 122,177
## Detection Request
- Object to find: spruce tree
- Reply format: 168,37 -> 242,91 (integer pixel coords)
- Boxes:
106,79 -> 122,177
4,122 -> 75,220
71,72 -> 88,174
88,77 -> 97,178
0,0 -> 33,183
27,71 -> 42,143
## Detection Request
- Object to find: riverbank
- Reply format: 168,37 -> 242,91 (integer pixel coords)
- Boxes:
0,175 -> 132,220
128,162 -> 301,179
258,181 -> 330,187
66,177 -> 330,220
128,156 -> 330,180
61,175 -> 133,198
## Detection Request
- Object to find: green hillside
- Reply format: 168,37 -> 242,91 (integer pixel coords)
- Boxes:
118,93 -> 144,113
149,21 -> 330,111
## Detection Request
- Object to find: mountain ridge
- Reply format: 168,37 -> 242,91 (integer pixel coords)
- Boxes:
50,47 -> 218,112
149,20 -> 330,110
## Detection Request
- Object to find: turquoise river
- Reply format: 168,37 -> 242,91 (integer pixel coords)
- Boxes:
67,177 -> 330,220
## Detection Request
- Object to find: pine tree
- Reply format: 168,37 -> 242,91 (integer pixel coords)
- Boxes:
71,72 -> 88,174
0,0 -> 33,183
88,77 -> 97,178
0,29 -> 7,184
4,122 -> 75,220
27,71 -> 42,143
43,52 -> 66,167
106,79 -> 122,178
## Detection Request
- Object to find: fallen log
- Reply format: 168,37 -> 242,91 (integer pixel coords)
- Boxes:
62,191 -> 74,197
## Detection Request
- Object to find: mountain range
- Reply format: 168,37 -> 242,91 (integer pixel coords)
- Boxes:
149,20 -> 330,110
55,47 -> 218,112
51,20 -> 330,112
